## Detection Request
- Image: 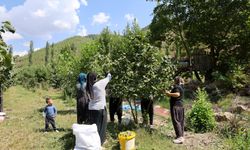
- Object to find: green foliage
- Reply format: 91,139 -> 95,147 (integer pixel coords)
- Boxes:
91,22 -> 176,99
88,22 -> 176,123
217,119 -> 250,150
0,21 -> 15,88
45,41 -> 49,66
187,88 -> 216,133
28,41 -> 34,66
212,65 -> 250,92
150,0 -> 250,79
228,130 -> 250,150
15,66 -> 50,89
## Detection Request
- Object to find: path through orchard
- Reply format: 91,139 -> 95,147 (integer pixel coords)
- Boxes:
0,86 -> 227,150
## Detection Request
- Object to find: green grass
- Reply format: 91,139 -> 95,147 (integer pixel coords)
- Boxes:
1,86 -> 76,150
1,86 -> 232,150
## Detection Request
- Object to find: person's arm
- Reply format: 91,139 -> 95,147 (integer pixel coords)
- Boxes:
54,106 -> 57,117
95,73 -> 111,89
164,90 -> 180,98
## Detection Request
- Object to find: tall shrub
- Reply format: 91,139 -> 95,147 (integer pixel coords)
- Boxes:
187,88 -> 216,133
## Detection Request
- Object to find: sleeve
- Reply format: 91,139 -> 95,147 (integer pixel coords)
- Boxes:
54,106 -> 57,116
172,87 -> 181,93
44,106 -> 47,113
95,73 -> 111,90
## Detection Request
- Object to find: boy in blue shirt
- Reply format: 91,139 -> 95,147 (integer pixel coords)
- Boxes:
44,97 -> 58,132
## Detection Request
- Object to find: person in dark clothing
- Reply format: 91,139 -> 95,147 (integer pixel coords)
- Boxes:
141,96 -> 154,128
86,72 -> 111,145
164,76 -> 184,144
76,73 -> 89,124
109,97 -> 123,124
44,97 -> 58,132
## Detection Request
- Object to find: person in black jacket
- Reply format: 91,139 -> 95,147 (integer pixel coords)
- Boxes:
109,97 -> 123,124
76,73 -> 89,124
164,76 -> 185,144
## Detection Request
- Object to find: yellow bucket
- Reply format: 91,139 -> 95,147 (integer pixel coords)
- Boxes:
118,131 -> 136,150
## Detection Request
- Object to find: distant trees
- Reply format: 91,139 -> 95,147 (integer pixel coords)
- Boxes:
45,41 -> 49,66
51,43 -> 54,63
28,41 -> 34,66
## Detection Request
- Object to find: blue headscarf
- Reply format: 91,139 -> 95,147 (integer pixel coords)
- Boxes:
78,73 -> 87,89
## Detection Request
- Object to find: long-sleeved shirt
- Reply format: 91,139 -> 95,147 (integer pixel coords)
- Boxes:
44,105 -> 57,117
88,73 -> 111,110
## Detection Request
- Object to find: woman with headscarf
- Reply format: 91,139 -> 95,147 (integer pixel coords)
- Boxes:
164,76 -> 185,144
76,73 -> 89,124
86,72 -> 111,145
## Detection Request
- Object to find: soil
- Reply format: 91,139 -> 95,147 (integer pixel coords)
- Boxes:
153,105 -> 226,150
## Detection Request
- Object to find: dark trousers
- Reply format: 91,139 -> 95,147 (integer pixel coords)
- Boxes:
77,101 -> 89,124
109,97 -> 122,123
141,98 -> 154,125
170,106 -> 184,138
88,108 -> 107,145
45,116 -> 56,130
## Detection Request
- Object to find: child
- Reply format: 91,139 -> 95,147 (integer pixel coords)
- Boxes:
44,97 -> 58,132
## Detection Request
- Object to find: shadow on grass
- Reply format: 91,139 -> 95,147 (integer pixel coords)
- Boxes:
59,131 -> 75,150
36,128 -> 72,133
57,109 -> 76,115
37,107 -> 76,115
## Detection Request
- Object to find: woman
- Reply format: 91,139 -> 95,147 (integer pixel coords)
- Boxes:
76,73 -> 89,124
141,96 -> 154,128
164,76 -> 185,144
86,72 -> 111,145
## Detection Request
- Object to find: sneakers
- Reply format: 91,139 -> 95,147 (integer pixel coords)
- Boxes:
150,125 -> 154,129
55,130 -> 59,132
173,137 -> 184,144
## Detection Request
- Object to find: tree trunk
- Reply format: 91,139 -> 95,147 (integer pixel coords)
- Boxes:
194,70 -> 202,82
127,98 -> 138,124
0,84 -> 3,112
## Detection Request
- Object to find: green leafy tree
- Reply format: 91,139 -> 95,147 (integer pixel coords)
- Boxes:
28,41 -> 34,66
90,22 -> 176,123
45,41 -> 49,66
0,21 -> 15,112
150,0 -> 250,81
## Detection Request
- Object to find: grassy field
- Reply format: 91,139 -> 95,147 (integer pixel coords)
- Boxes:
1,86 -> 228,150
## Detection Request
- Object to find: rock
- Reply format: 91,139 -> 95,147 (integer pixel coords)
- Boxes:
215,112 -> 235,122
230,105 -> 248,114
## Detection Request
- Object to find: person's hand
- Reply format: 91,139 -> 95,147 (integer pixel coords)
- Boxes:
164,90 -> 171,96
107,73 -> 111,79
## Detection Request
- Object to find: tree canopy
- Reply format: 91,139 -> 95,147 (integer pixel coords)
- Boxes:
150,0 -> 250,80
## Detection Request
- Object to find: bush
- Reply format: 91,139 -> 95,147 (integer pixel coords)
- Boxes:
228,130 -> 250,150
186,88 -> 216,133
15,66 -> 50,89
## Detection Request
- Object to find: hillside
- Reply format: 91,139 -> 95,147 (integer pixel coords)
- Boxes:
14,35 -> 98,72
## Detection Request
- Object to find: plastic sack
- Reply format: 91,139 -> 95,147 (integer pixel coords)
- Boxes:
72,123 -> 101,150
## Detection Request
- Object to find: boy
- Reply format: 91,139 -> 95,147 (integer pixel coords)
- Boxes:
44,97 -> 58,132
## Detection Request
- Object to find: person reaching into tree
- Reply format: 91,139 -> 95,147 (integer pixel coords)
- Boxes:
109,96 -> 123,124
86,72 -> 111,145
163,76 -> 185,144
141,95 -> 154,129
